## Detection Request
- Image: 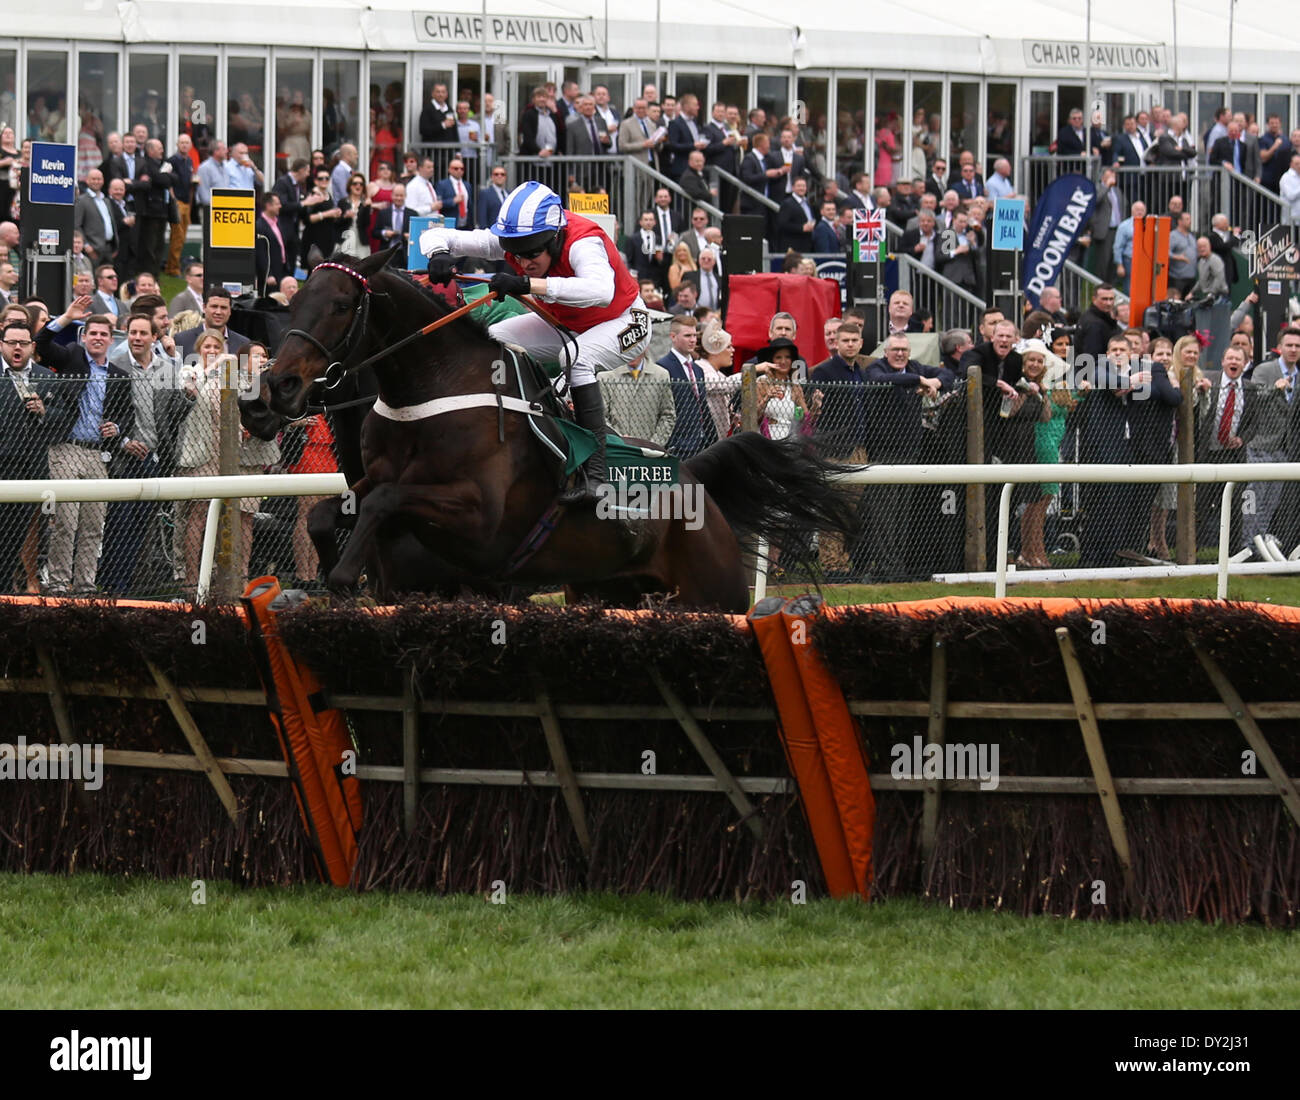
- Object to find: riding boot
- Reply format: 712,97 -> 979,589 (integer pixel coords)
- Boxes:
559,382 -> 608,505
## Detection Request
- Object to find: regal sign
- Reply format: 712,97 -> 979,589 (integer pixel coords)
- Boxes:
413,12 -> 600,57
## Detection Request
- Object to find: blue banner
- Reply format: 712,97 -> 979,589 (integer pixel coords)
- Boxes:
1022,173 -> 1096,308
27,142 -> 76,205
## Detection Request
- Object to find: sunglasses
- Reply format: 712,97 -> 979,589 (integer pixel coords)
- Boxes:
510,243 -> 549,260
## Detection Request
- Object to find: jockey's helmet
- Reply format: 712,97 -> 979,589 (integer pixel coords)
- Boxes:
491,181 -> 566,257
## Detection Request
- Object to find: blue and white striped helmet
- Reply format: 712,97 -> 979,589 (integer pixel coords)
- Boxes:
491,181 -> 566,254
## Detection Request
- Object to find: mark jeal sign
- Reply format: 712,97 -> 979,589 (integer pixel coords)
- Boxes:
414,13 -> 599,57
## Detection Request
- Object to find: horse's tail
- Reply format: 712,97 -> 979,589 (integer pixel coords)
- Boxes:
684,432 -> 860,565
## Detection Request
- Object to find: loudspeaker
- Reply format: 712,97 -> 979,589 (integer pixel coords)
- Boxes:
722,214 -> 765,276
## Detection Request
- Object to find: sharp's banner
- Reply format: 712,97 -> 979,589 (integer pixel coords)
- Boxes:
1022,173 -> 1096,308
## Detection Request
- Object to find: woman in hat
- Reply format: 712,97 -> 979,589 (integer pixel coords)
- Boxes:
755,337 -> 821,441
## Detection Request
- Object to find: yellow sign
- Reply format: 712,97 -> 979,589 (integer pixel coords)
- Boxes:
210,191 -> 256,249
567,192 -> 609,216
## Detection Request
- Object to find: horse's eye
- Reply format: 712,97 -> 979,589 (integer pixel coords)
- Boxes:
333,302 -> 350,315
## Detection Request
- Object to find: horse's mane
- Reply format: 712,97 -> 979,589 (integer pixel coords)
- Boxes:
321,249 -> 492,342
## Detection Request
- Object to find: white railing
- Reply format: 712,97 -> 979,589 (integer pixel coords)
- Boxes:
0,474 -> 348,604
753,462 -> 1300,602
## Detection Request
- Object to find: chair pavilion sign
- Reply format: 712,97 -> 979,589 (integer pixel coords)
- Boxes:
413,11 -> 602,57
1022,41 -> 1170,77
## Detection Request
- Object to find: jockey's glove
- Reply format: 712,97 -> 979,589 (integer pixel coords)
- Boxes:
425,249 -> 456,286
489,271 -> 532,299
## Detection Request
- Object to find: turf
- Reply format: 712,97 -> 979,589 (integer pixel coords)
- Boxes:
2,872 -> 1295,1009
762,574 -> 1300,607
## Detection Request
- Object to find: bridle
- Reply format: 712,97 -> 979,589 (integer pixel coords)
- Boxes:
278,261 -> 373,390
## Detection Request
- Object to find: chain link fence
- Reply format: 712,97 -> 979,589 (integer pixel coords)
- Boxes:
4,372 -> 1300,598
0,376 -> 334,599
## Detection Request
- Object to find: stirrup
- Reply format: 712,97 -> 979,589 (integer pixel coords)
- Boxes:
558,464 -> 604,505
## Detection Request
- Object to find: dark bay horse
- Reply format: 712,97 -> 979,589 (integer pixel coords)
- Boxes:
260,247 -> 857,611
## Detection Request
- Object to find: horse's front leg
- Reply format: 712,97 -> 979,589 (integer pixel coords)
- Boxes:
308,477 -> 371,582
327,479 -> 495,593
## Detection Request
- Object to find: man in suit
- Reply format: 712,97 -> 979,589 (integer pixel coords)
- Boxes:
952,162 -> 984,201
1241,328 -> 1300,548
811,200 -> 842,254
175,288 -> 250,357
764,128 -> 807,203
435,159 -> 474,229
418,82 -> 457,147
899,211 -> 939,270
1210,121 -> 1261,182
1152,113 -> 1198,166
598,352 -> 676,448
657,316 -> 716,457
775,177 -> 816,253
0,317 -> 59,592
678,207 -> 711,261
476,164 -> 510,232
666,93 -> 715,180
518,85 -> 564,159
370,182 -> 411,252
35,305 -> 136,595
1197,345 -> 1259,551
1056,108 -> 1087,156
169,259 -> 205,319
739,133 -> 777,215
1084,168 -> 1123,278
255,193 -> 290,294
1075,334 -> 1143,566
74,168 -> 117,266
1111,115 -> 1148,199
565,94 -> 610,156
89,263 -> 125,330
99,132 -> 127,184
624,211 -> 667,287
679,151 -> 714,207
923,159 -> 949,202
129,139 -> 171,280
618,99 -> 664,167
649,188 -> 684,252
272,159 -> 309,270
703,100 -> 741,211
104,177 -> 136,278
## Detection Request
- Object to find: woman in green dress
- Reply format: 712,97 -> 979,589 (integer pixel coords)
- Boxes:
1019,337 -> 1074,568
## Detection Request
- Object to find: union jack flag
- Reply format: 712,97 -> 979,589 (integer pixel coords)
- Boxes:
853,209 -> 886,244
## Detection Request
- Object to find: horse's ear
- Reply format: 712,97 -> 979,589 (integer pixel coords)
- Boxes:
380,240 -> 406,270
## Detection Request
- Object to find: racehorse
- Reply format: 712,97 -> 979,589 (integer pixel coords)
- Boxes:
259,246 -> 858,611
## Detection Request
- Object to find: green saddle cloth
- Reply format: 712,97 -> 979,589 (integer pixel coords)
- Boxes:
556,422 -> 681,482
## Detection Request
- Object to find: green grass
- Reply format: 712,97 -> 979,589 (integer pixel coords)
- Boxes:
1,872 -> 1295,1009
760,575 -> 1300,607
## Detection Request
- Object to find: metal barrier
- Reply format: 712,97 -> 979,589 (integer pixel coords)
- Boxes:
1060,258 -> 1129,315
895,253 -> 986,331
499,153 -> 631,227
1019,155 -> 1098,209
709,164 -> 779,215
753,463 -> 1300,602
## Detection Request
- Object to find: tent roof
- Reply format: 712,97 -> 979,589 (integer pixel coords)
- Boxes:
4,1 -> 1292,83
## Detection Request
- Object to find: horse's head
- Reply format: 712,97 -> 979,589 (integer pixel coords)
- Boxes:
263,244 -> 401,418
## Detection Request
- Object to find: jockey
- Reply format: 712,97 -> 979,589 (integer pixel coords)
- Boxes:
420,180 -> 651,504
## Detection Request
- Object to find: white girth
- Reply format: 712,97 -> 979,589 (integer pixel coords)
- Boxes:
371,394 -> 545,422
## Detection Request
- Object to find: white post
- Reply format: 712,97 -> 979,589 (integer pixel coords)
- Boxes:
196,497 -> 223,605
753,537 -> 769,602
1226,0 -> 1235,109
995,482 -> 1013,598
1216,481 -> 1235,600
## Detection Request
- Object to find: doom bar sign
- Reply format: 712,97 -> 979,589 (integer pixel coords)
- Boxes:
210,191 -> 255,249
